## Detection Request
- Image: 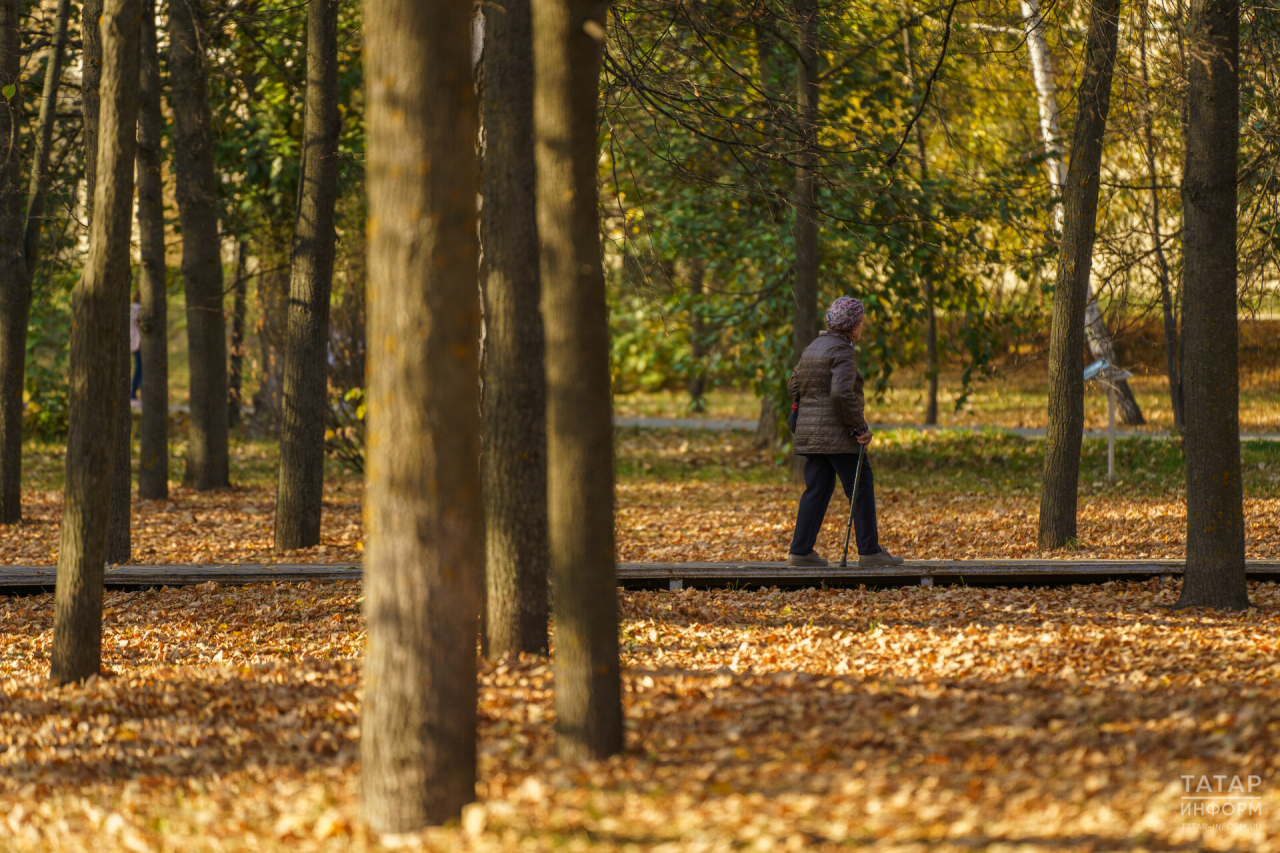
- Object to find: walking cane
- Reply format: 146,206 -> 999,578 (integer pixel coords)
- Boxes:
839,443 -> 866,568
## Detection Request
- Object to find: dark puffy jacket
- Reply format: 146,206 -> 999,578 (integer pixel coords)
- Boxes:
788,331 -> 867,455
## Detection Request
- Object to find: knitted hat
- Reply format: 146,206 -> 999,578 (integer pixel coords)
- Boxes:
825,296 -> 864,331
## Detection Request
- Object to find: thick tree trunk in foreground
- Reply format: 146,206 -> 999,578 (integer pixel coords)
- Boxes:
1037,0 -> 1121,549
1175,0 -> 1247,609
137,0 -> 168,501
1021,0 -> 1143,426
791,0 -> 819,482
532,0 -> 624,761
0,0 -> 28,525
275,0 -> 340,552
480,0 -> 550,658
360,0 -> 483,831
228,241 -> 247,428
81,0 -> 132,563
169,0 -> 229,489
50,0 -> 140,685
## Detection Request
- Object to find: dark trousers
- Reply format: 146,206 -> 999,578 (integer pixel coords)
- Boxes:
131,350 -> 142,399
789,452 -> 880,557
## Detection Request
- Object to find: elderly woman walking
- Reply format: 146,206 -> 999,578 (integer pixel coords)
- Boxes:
787,296 -> 903,567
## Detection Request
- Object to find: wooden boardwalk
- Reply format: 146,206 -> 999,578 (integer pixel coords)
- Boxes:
3,560 -> 1280,592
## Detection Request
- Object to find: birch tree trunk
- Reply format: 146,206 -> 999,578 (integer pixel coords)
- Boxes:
532,0 -> 624,761
50,0 -> 141,685
1021,0 -> 1144,426
1036,0 -> 1122,549
275,0 -> 341,552
360,0 -> 484,830
0,0 -> 28,525
1175,0 -> 1247,609
136,0 -> 168,501
481,0 -> 550,658
169,0 -> 230,490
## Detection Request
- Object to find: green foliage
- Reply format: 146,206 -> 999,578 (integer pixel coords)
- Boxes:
610,293 -> 688,393
23,268 -> 77,438
602,1 -> 1048,427
325,386 -> 365,474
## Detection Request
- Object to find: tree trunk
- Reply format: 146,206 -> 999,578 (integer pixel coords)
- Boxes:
791,0 -> 819,480
137,0 -> 168,501
275,0 -> 340,552
360,0 -> 483,831
688,259 -> 707,410
1138,0 -> 1183,433
50,0 -> 140,685
169,0 -> 229,490
1175,0 -> 1247,609
81,0 -> 133,563
480,0 -> 550,659
1021,0 -> 1144,426
228,240 -> 247,428
531,0 -> 623,761
1037,0 -> 1121,550
903,17 -> 938,426
82,0 -> 102,212
753,394 -> 778,449
0,0 -> 28,525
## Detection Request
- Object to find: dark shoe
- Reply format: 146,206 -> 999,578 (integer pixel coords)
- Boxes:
858,549 -> 905,567
788,550 -> 829,567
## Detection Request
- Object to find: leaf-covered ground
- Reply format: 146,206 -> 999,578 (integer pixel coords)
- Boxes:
3,580 -> 1279,851
5,430 -> 1279,566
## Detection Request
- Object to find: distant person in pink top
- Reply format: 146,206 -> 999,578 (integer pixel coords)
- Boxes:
130,290 -> 142,408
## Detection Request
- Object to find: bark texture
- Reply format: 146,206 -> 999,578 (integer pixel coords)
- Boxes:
82,0 -> 103,211
169,0 -> 229,489
275,0 -> 340,552
480,0 -> 550,658
1020,0 -> 1143,425
0,0 -> 28,525
532,0 -> 624,761
50,0 -> 140,684
1037,0 -> 1121,549
790,0 -> 819,481
136,0 -> 168,501
360,0 -> 483,831
95,0 -> 128,563
1175,0 -> 1248,609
